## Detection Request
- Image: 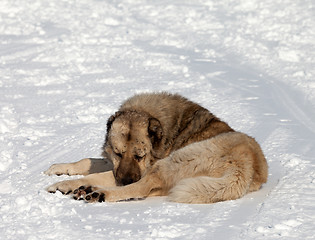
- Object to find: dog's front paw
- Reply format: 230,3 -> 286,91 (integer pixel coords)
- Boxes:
73,186 -> 105,203
85,191 -> 106,203
44,163 -> 70,176
72,186 -> 94,200
46,179 -> 85,195
46,181 -> 73,195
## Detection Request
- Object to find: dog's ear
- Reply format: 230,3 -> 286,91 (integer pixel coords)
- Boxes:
106,111 -> 122,134
148,118 -> 163,146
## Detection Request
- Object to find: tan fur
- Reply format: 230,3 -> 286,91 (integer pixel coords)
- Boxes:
44,158 -> 113,176
45,93 -> 268,204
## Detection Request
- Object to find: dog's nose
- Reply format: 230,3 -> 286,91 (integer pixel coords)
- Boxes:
121,177 -> 134,185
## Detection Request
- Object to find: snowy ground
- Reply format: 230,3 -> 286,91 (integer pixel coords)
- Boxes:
1,0 -> 315,239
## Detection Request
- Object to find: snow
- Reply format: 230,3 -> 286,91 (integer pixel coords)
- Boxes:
1,0 -> 315,239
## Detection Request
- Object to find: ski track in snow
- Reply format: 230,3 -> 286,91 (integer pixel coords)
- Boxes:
1,0 -> 315,239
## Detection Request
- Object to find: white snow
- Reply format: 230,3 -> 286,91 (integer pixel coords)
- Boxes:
1,0 -> 315,239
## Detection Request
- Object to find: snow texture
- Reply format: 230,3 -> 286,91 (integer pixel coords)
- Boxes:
1,0 -> 315,239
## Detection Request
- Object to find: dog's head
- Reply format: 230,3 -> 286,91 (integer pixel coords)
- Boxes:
102,110 -> 163,185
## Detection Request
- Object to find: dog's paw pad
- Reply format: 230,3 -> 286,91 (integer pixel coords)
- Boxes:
73,186 -> 88,200
72,185 -> 105,203
98,193 -> 105,202
84,186 -> 93,194
91,192 -> 99,198
84,192 -> 105,203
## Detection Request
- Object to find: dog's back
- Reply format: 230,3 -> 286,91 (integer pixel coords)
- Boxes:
120,92 -> 234,154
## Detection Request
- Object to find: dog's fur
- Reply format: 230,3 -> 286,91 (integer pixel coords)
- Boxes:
45,92 -> 268,204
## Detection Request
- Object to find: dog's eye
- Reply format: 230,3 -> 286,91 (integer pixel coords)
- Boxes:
135,155 -> 145,162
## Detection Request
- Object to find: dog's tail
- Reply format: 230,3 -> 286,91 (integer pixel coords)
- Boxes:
167,171 -> 250,204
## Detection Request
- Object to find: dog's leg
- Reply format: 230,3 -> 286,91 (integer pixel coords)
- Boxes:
44,158 -> 113,176
46,171 -> 117,194
74,169 -> 164,202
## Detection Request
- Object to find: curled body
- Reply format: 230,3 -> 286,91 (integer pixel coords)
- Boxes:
45,92 -> 268,204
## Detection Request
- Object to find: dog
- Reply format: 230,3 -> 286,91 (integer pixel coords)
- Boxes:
45,92 -> 268,204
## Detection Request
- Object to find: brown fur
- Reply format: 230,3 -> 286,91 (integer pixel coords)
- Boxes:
45,92 -> 268,204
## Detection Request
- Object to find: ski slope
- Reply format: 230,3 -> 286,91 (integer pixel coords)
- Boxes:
0,0 -> 315,239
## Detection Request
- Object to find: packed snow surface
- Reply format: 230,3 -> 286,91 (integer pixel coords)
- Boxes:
1,0 -> 315,239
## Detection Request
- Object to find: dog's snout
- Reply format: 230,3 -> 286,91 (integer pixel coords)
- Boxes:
116,157 -> 141,185
116,169 -> 141,185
